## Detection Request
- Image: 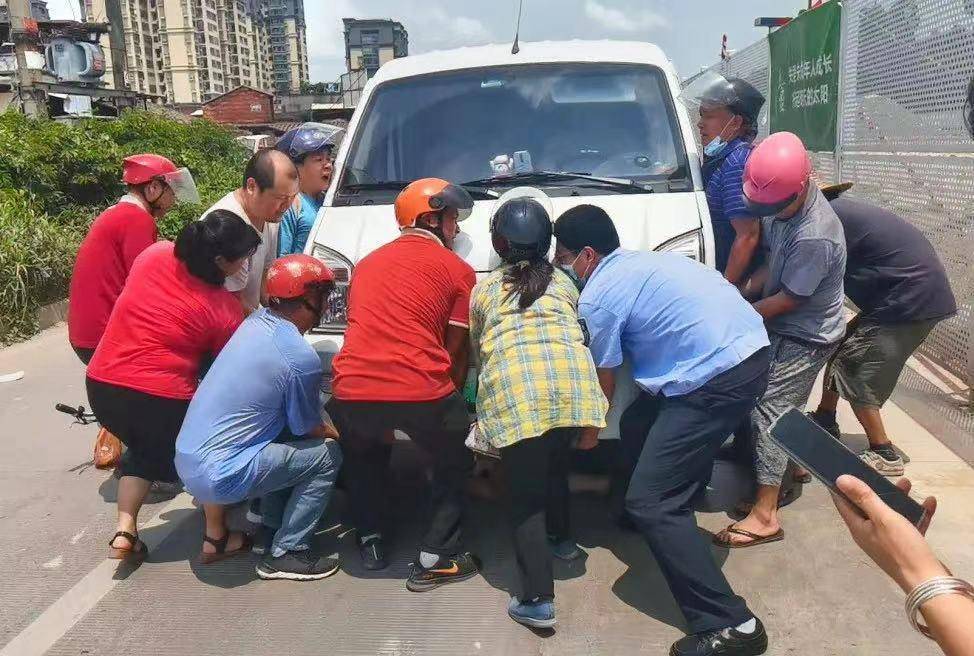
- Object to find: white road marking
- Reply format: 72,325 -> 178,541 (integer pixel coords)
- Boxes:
0,493 -> 196,656
41,556 -> 63,570
69,529 -> 86,545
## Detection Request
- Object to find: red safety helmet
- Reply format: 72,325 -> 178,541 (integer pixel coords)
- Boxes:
742,131 -> 812,216
122,153 -> 201,204
394,178 -> 474,229
265,254 -> 336,301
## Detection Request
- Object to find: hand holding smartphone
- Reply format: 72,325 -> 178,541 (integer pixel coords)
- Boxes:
769,408 -> 928,528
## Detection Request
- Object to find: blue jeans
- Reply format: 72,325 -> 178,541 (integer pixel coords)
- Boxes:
247,438 -> 342,557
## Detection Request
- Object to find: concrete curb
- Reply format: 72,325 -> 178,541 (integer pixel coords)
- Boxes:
38,299 -> 68,331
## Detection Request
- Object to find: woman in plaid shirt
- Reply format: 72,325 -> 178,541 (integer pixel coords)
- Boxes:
470,197 -> 608,630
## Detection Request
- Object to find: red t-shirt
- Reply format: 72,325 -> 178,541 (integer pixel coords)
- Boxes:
332,232 -> 476,402
68,200 -> 158,349
87,241 -> 243,400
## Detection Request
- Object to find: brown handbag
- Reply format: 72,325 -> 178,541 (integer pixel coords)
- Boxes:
93,428 -> 123,470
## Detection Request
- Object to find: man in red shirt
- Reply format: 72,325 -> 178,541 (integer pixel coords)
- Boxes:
327,178 -> 479,591
68,154 -> 199,363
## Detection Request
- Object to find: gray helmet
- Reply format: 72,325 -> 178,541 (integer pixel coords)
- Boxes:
698,76 -> 766,128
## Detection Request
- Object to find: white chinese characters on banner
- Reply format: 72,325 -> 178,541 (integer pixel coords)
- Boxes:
783,52 -> 834,110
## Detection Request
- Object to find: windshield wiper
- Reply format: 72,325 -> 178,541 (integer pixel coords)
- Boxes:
461,171 -> 654,193
341,180 -> 498,199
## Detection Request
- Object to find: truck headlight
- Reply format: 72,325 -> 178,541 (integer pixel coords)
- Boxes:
655,229 -> 703,262
311,245 -> 352,332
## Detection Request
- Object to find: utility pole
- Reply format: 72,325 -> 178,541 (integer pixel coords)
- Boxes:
7,0 -> 43,116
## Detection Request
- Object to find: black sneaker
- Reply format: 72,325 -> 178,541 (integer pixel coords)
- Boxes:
806,411 -> 841,439
405,552 -> 481,592
256,550 -> 340,581
359,535 -> 388,571
670,618 -> 768,656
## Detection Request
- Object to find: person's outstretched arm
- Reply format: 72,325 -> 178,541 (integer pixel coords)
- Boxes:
833,475 -> 974,656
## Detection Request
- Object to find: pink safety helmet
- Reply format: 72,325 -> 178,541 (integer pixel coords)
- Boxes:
742,132 -> 812,216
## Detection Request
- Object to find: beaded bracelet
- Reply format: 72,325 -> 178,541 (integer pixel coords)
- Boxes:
905,576 -> 974,639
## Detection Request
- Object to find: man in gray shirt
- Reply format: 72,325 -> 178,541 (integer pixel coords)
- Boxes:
714,132 -> 847,550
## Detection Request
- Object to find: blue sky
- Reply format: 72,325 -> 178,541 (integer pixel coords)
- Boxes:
47,0 -> 808,82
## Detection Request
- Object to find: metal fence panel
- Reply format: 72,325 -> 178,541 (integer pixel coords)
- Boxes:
840,0 -> 974,380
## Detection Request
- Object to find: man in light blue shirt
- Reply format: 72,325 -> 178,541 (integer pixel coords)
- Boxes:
176,255 -> 342,582
553,205 -> 772,656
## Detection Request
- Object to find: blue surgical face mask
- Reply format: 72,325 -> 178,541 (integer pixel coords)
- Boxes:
703,117 -> 735,158
558,252 -> 590,291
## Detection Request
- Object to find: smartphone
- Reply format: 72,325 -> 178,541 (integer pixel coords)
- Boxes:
770,408 -> 927,527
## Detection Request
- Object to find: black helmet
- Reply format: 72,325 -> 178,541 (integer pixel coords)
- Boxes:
491,197 -> 553,263
696,76 -> 765,128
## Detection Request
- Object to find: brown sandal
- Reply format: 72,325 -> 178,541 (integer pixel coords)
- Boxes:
199,531 -> 253,565
713,525 -> 785,549
108,531 -> 148,561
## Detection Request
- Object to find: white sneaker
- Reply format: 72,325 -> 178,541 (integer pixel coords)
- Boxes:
860,450 -> 905,477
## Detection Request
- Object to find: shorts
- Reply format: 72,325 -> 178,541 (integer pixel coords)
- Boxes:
85,377 -> 190,482
825,316 -> 940,408
73,346 -> 95,365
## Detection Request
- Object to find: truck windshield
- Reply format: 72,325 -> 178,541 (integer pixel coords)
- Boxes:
340,63 -> 688,195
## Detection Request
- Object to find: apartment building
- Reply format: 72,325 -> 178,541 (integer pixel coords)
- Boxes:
83,0 -> 307,104
0,0 -> 51,23
266,0 -> 308,93
343,18 -> 407,78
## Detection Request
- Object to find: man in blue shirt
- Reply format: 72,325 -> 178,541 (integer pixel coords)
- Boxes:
176,254 -> 343,582
275,123 -> 343,256
697,76 -> 765,284
553,205 -> 772,656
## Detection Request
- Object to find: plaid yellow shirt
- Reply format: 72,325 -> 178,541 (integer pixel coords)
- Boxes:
470,267 -> 608,449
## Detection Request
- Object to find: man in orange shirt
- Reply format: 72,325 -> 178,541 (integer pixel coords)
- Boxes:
327,179 -> 479,591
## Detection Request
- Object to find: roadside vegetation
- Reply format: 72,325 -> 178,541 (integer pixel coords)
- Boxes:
0,110 -> 247,344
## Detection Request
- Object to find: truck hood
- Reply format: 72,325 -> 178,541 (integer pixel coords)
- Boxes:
312,193 -> 705,272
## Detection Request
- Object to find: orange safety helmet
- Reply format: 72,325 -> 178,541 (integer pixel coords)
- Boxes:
265,254 -> 335,301
393,178 -> 474,229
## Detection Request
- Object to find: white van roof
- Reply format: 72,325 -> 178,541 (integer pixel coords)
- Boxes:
369,40 -> 675,84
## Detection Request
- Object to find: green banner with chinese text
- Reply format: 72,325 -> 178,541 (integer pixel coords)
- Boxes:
769,1 -> 841,151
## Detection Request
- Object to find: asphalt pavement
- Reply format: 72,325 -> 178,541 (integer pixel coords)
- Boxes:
1,325 -> 971,655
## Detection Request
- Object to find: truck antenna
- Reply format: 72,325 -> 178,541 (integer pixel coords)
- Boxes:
512,0 -> 524,54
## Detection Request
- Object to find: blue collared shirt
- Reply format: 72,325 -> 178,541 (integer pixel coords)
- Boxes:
703,138 -> 753,272
578,249 -> 770,397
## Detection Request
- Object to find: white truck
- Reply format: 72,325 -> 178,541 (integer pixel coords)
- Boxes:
304,40 -> 713,438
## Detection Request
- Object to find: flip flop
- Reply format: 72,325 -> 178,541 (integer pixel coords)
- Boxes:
713,525 -> 785,549
199,531 -> 253,565
108,531 -> 148,561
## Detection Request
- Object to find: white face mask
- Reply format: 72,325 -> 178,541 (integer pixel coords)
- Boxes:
704,117 -> 735,158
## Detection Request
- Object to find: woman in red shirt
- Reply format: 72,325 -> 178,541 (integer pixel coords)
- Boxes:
86,210 -> 260,561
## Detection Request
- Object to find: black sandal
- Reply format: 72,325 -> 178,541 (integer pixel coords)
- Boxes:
199,531 -> 253,565
108,531 -> 148,561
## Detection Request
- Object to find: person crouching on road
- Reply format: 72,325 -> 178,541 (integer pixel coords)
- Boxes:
85,210 -> 260,562
553,204 -> 772,656
806,185 -> 957,476
716,132 -> 847,549
471,197 -> 608,629
275,122 -> 343,256
326,178 -> 480,591
175,255 -> 343,581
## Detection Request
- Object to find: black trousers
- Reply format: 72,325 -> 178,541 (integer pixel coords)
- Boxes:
500,427 -> 576,602
620,347 -> 770,634
73,346 -> 95,365
326,392 -> 472,556
85,377 -> 189,483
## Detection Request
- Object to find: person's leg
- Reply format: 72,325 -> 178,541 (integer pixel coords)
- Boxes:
246,439 -> 344,556
731,338 -> 836,543
545,428 -> 577,545
809,316 -> 860,438
403,393 -> 473,558
610,393 -> 662,523
113,474 -> 151,549
625,353 -> 768,634
501,434 -> 554,602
